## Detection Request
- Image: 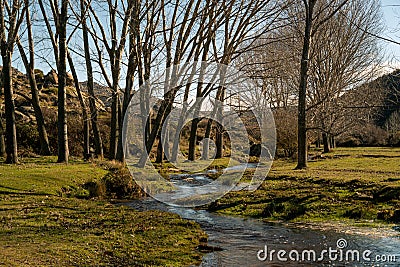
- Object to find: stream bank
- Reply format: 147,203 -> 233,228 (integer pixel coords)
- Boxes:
125,161 -> 400,266
127,197 -> 400,266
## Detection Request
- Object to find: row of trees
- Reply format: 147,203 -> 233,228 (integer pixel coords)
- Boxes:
0,0 -> 385,168
240,0 -> 383,165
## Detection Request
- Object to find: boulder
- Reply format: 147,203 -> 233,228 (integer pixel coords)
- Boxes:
44,70 -> 58,88
66,72 -> 74,86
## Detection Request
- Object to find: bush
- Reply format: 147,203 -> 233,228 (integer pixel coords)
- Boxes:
337,124 -> 388,147
34,69 -> 44,82
274,109 -> 298,158
99,161 -> 144,198
83,181 -> 106,198
388,131 -> 400,147
16,123 -> 40,155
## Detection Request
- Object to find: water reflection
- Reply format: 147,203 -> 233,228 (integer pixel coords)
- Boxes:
126,198 -> 400,267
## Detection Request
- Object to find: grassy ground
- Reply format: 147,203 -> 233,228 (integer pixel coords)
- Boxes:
209,147 -> 400,228
0,157 -> 207,266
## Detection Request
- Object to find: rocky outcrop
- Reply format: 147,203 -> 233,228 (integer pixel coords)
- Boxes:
42,70 -> 74,88
0,66 -> 107,124
43,70 -> 58,88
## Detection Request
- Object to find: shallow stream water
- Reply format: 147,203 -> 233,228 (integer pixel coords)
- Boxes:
126,165 -> 400,267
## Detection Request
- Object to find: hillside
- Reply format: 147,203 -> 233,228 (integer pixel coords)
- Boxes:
336,69 -> 400,147
370,69 -> 400,130
0,67 -> 110,156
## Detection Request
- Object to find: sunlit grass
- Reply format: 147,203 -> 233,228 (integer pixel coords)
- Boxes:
0,158 -> 206,266
213,147 -> 400,227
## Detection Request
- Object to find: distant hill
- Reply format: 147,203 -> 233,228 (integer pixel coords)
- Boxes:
337,69 -> 400,147
370,69 -> 400,130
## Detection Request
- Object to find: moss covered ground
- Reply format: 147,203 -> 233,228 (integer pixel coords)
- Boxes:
209,147 -> 400,228
0,157 -> 207,266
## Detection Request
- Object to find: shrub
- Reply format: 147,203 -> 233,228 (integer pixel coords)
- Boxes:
99,161 -> 144,198
388,131 -> 400,147
83,181 -> 106,198
34,69 -> 44,83
337,123 -> 388,147
274,109 -> 298,158
16,122 -> 40,155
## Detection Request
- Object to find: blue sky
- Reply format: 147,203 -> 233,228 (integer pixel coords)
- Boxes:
381,0 -> 400,68
6,1 -> 400,81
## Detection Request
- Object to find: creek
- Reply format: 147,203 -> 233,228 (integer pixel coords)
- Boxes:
125,164 -> 400,267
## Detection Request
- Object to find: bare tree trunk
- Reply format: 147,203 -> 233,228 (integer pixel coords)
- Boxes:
155,99 -> 174,163
16,2 -> 51,155
163,129 -> 170,160
155,137 -> 163,163
110,92 -> 123,160
202,118 -> 213,160
67,52 -> 90,160
0,115 -> 6,157
215,86 -> 226,159
322,132 -> 330,153
296,0 -> 316,169
202,92 -> 222,160
215,123 -> 223,158
57,0 -> 69,163
187,82 -> 207,161
109,86 -> 119,159
188,118 -> 199,161
81,0 -> 103,159
0,0 -> 23,164
1,52 -> 18,163
170,103 -> 188,162
330,135 -> 335,149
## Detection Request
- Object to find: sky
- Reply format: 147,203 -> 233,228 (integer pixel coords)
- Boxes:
69,1 -> 400,81
4,1 -> 400,82
381,0 -> 400,70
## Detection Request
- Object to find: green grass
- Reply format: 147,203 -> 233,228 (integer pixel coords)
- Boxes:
210,147 -> 400,227
0,157 -> 207,266
0,156 -> 107,196
154,157 -> 240,178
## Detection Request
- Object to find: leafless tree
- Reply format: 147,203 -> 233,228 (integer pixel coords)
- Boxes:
88,0 -> 134,160
37,0 -> 70,162
16,0 -> 51,156
80,0 -> 103,159
305,0 -> 382,153
137,0 -> 209,166
0,0 -> 26,163
295,0 -> 349,169
192,0 -> 286,160
116,0 -> 161,162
